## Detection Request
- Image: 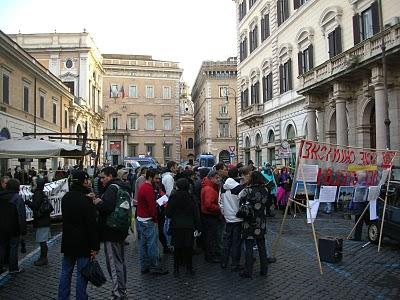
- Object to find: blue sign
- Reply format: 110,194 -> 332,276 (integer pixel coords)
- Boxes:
230,152 -> 236,157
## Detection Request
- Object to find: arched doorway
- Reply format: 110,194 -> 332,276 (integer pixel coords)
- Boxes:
327,111 -> 337,144
0,128 -> 11,176
244,136 -> 251,165
360,101 -> 376,149
255,133 -> 262,167
219,150 -> 230,164
286,124 -> 297,167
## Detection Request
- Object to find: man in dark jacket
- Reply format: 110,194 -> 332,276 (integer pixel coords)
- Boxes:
0,178 -> 26,274
93,166 -> 129,299
58,171 -> 99,300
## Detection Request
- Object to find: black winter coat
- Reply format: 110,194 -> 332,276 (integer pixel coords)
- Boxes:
0,191 -> 20,238
166,190 -> 200,230
61,183 -> 100,257
96,179 -> 129,242
26,190 -> 51,228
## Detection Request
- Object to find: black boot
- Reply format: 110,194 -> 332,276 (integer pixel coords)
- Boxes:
34,242 -> 48,266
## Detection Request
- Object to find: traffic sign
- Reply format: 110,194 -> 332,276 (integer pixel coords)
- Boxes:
229,146 -> 236,153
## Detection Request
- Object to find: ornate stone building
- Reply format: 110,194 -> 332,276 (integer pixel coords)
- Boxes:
233,0 -> 400,168
192,58 -> 238,163
102,54 -> 182,166
0,30 -> 73,174
179,82 -> 195,165
9,31 -> 104,164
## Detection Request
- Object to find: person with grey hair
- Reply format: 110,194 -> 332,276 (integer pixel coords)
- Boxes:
201,170 -> 222,263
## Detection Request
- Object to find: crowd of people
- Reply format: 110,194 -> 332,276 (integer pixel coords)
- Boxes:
0,158 -> 375,299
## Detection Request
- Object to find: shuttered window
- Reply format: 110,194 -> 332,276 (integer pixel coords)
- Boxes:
261,14 -> 270,42
298,44 -> 314,75
277,0 -> 289,26
2,74 -> 9,104
279,59 -> 292,94
328,27 -> 342,58
262,73 -> 273,102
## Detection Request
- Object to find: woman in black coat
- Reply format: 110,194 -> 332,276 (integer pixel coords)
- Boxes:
25,176 -> 51,266
166,178 -> 200,277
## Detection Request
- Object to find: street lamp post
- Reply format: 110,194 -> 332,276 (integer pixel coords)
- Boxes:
225,87 -> 239,163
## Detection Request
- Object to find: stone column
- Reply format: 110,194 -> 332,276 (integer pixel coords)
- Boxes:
333,83 -> 349,146
306,107 -> 317,141
317,107 -> 325,142
335,98 -> 348,146
372,66 -> 388,150
123,135 -> 128,158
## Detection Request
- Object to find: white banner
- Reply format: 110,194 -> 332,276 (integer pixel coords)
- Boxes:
20,178 -> 69,221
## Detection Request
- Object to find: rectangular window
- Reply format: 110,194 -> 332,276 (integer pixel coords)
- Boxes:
239,1 -> 247,21
63,81 -> 75,96
219,86 -> 228,97
23,85 -> 29,112
146,144 -> 154,156
361,8 -> 374,40
249,25 -> 258,53
163,86 -> 171,99
2,74 -> 9,104
52,102 -> 57,124
241,88 -> 249,109
146,117 -> 154,130
110,84 -> 119,97
128,144 -> 138,157
262,73 -> 273,102
219,123 -> 230,138
129,85 -> 137,97
249,0 -> 257,9
220,105 -> 228,115
261,14 -> 270,42
294,0 -> 308,10
64,110 -> 68,128
279,59 -> 292,94
328,27 -> 342,58
298,45 -> 314,75
145,86 -> 154,98
163,118 -> 172,130
251,81 -> 260,104
112,117 -> 118,130
240,37 -> 248,61
277,0 -> 289,26
92,85 -> 96,112
164,144 -> 171,158
39,95 -> 45,118
129,117 -> 137,130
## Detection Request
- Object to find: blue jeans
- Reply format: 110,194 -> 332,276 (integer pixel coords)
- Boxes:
0,236 -> 20,271
221,222 -> 242,266
137,220 -> 159,272
324,202 -> 332,213
58,256 -> 90,300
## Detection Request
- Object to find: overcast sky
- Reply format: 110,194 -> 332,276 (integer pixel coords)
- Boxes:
0,0 -> 237,90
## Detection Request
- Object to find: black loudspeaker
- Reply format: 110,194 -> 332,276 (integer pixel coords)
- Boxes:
318,236 -> 343,263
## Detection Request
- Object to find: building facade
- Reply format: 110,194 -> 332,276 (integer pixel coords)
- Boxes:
9,32 -> 105,164
102,54 -> 182,166
0,30 -> 73,174
234,0 -> 400,169
179,82 -> 195,165
192,58 -> 238,163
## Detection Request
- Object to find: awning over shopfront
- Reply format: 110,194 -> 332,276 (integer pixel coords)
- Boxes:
0,137 -> 84,158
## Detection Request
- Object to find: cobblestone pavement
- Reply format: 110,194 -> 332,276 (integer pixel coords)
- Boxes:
0,212 -> 399,300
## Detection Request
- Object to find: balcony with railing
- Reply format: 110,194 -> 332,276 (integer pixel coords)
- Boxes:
299,24 -> 400,94
240,103 -> 264,127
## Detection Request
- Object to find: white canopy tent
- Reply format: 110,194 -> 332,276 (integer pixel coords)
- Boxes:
0,137 -> 85,158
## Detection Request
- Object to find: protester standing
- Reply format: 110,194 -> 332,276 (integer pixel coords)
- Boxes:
136,169 -> 168,275
220,167 -> 244,271
25,176 -> 51,266
93,167 -> 130,299
0,178 -> 26,274
200,170 -> 222,263
58,171 -> 99,300
238,171 -> 268,278
166,178 -> 200,277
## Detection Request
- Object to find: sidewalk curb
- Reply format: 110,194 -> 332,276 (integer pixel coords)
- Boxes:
0,232 -> 62,286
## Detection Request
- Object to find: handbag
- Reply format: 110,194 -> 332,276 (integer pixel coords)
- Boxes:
81,258 -> 107,287
236,201 -> 254,219
38,196 -> 54,217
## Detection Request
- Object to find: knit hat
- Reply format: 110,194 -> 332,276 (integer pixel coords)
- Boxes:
72,171 -> 89,184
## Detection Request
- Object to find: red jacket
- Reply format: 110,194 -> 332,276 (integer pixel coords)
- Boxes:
200,177 -> 220,215
137,182 -> 158,223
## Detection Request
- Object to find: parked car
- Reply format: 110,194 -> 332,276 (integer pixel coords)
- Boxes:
368,171 -> 400,244
124,156 -> 160,170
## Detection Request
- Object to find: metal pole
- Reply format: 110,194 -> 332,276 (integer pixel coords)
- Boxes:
379,0 -> 390,149
227,87 -> 239,163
